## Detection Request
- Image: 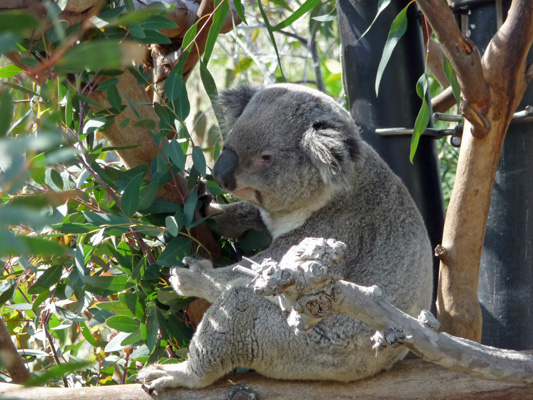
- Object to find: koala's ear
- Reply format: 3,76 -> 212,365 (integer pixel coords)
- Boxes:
302,120 -> 360,185
217,85 -> 261,129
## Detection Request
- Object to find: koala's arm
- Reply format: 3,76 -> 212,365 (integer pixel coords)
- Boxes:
206,201 -> 270,240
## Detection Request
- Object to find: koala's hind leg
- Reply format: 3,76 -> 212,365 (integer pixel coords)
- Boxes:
138,287 -> 259,391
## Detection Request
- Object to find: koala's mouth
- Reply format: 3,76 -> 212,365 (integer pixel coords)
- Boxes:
232,187 -> 262,204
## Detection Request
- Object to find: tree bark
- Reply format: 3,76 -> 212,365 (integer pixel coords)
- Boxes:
0,320 -> 30,384
417,0 -> 533,342
0,360 -> 531,400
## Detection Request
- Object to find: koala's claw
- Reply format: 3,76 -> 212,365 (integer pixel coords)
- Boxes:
137,365 -> 180,394
182,256 -> 214,273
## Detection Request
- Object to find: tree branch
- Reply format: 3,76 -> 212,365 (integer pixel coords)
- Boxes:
431,0 -> 533,342
236,238 -> 533,386
431,86 -> 457,113
0,320 -> 31,384
416,0 -> 490,132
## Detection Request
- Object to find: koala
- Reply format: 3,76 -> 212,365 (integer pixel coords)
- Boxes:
137,83 -> 433,391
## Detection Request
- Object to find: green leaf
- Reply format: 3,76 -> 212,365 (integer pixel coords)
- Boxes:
139,15 -> 179,30
0,65 -> 23,78
120,329 -> 143,346
157,236 -> 191,266
0,90 -> 13,137
164,64 -> 186,102
168,139 -> 186,170
146,308 -> 159,352
135,29 -> 171,44
192,146 -> 206,178
107,83 -> 123,111
118,292 -> 145,320
84,275 -> 133,292
0,11 -> 40,33
56,41 -> 130,73
134,119 -> 156,129
121,172 -> 144,216
165,215 -> 179,237
375,2 -> 410,97
138,181 -> 160,210
410,73 -> 430,164
272,0 -> 320,31
200,61 -> 225,130
0,280 -> 16,306
95,300 -> 132,316
28,264 -> 63,294
19,237 -> 69,257
54,222 -> 99,234
184,189 -> 198,228
80,321 -> 99,346
359,0 -> 392,41
233,0 -> 247,25
23,361 -> 90,387
443,56 -> 461,104
104,331 -> 132,352
203,0 -> 230,64
0,33 -> 19,56
106,315 -> 140,333
257,0 -> 286,81
181,21 -> 199,55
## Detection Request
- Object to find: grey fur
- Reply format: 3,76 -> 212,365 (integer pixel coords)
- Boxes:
137,83 -> 433,391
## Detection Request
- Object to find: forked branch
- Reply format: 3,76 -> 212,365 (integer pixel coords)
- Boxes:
235,238 -> 533,385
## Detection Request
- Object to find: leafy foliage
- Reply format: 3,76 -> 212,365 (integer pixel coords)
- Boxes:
0,0 -> 344,388
0,0 -> 459,388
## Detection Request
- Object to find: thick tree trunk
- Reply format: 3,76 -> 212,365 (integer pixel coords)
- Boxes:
417,0 -> 533,342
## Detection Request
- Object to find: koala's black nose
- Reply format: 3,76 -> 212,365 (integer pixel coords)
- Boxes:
213,149 -> 238,191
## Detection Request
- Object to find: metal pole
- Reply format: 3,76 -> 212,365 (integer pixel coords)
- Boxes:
337,0 -> 445,308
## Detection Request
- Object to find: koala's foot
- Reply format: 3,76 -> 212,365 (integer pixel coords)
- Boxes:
137,361 -> 211,392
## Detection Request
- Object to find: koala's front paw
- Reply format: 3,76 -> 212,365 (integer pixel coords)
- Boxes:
169,267 -> 198,298
137,363 -> 190,393
169,258 -> 213,298
182,256 -> 214,273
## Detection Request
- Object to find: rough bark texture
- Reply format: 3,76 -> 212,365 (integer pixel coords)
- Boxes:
1,360 -> 531,400
236,238 -> 533,386
417,0 -> 533,342
0,320 -> 30,384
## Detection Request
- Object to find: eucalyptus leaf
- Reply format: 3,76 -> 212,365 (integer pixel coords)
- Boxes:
375,2 -> 410,97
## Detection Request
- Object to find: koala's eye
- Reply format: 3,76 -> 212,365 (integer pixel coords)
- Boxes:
257,154 -> 274,164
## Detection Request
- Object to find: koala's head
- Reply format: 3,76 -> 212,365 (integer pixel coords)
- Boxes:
213,84 -> 361,213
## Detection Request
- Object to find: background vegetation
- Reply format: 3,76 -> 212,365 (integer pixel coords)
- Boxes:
0,0 -> 456,387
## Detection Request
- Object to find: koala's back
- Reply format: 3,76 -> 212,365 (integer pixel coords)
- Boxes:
245,142 -> 432,381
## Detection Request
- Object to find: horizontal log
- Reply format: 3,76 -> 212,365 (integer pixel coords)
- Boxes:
1,358 -> 531,400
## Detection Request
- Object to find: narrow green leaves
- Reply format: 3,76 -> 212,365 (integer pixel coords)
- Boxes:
233,0 -> 247,25
257,0 -> 286,81
375,2 -> 411,96
359,0 -> 392,40
272,0 -> 321,31
410,73 -> 430,163
0,91 -> 13,137
443,56 -> 462,104
203,0 -> 230,64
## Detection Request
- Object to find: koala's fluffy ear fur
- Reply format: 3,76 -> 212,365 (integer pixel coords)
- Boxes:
302,120 -> 360,185
217,85 -> 260,130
